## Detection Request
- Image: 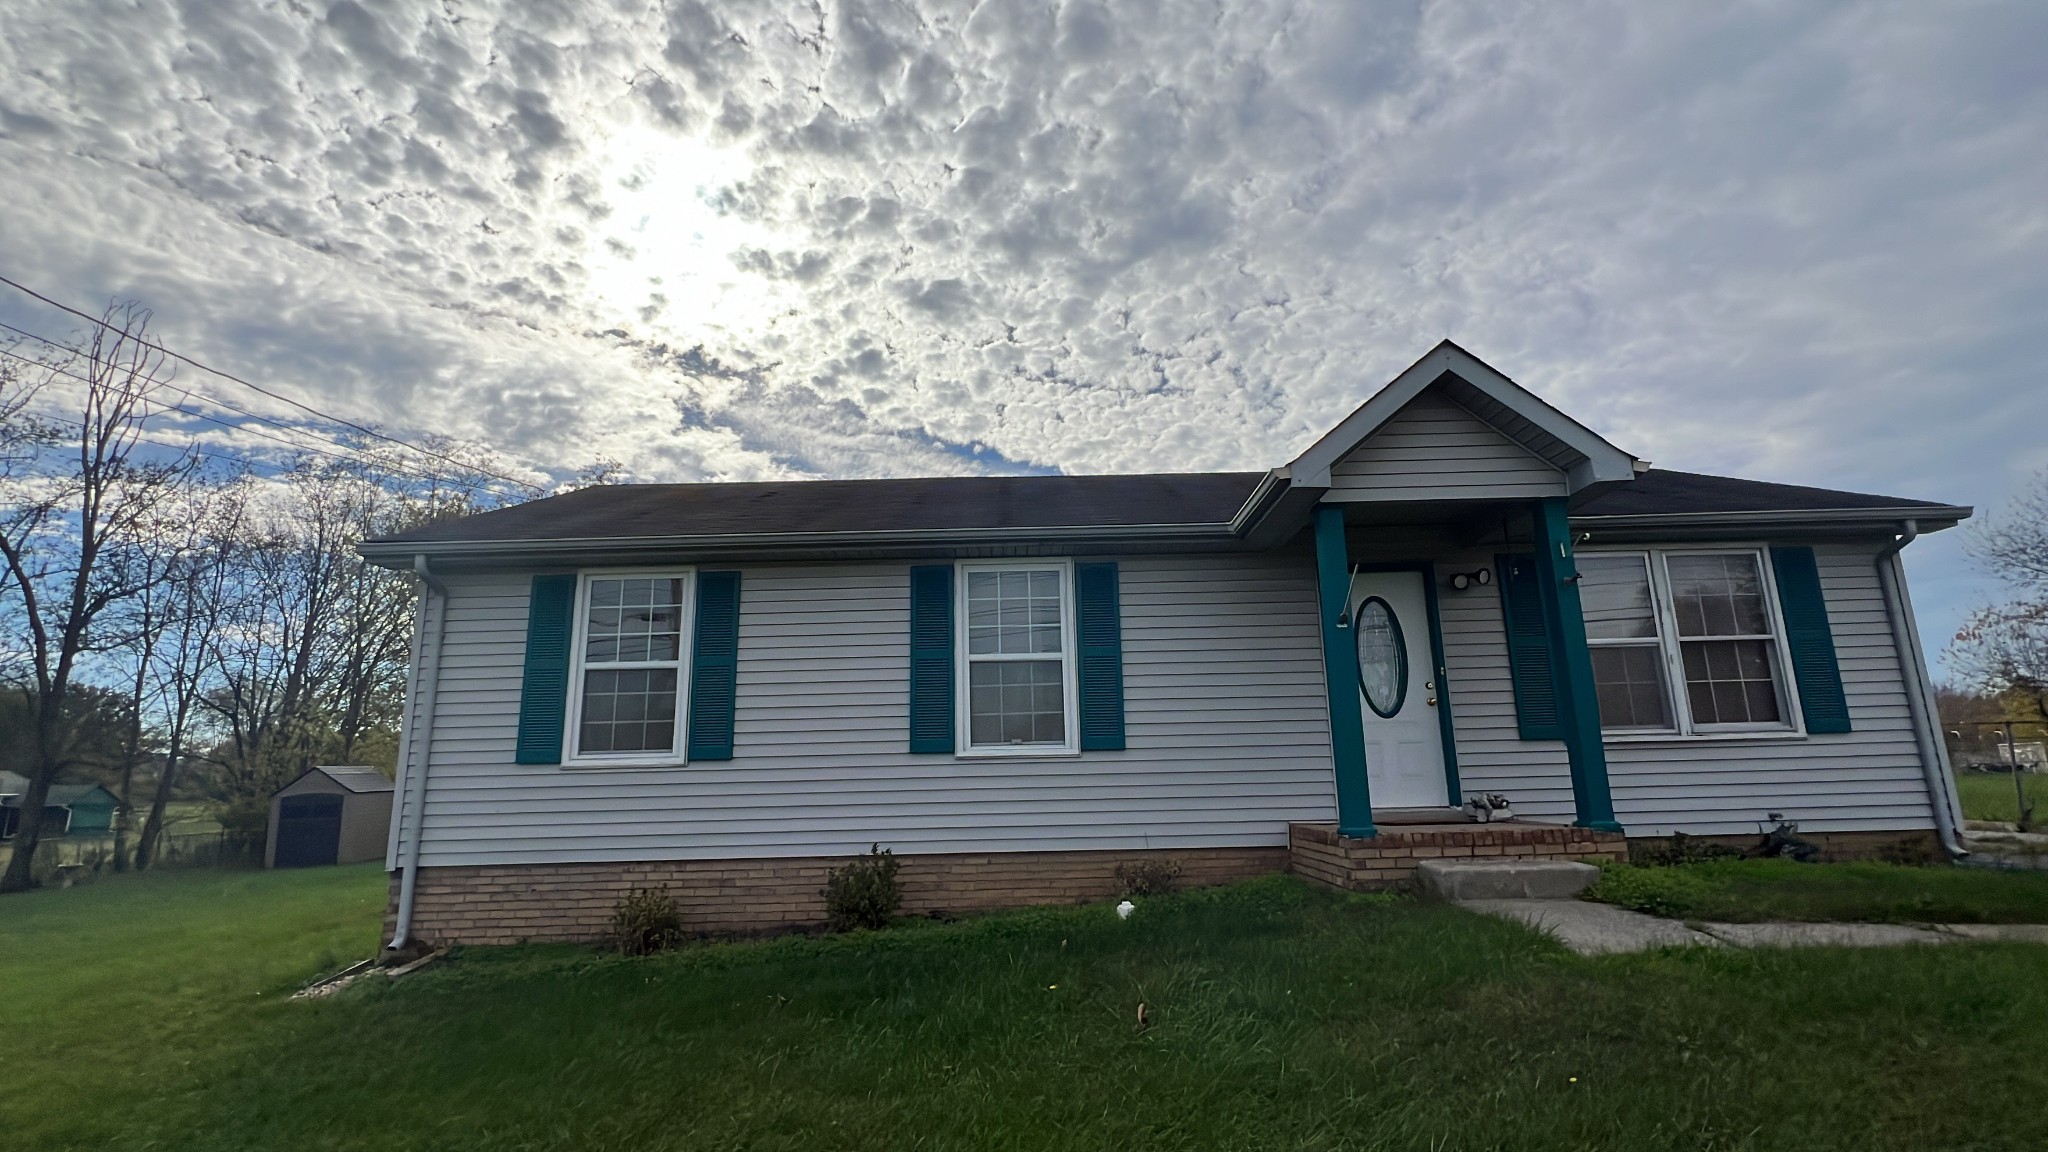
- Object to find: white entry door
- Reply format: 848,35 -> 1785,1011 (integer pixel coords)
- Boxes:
1352,571 -> 1449,809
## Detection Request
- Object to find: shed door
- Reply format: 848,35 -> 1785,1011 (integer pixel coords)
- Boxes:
275,794 -> 344,868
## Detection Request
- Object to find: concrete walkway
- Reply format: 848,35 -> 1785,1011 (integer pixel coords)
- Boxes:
1459,899 -> 2048,956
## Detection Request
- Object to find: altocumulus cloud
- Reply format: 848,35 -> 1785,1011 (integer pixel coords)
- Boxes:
1,0 -> 2044,662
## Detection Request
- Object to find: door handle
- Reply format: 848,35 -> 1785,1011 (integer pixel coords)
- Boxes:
1426,696 -> 1438,707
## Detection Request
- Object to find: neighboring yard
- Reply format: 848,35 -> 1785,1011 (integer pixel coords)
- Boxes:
9,867 -> 2048,1151
1954,770 -> 2048,825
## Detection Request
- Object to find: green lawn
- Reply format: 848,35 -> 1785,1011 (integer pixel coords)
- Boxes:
1954,771 -> 2048,826
0,864 -> 386,1149
11,868 -> 2048,1150
1586,858 -> 2048,923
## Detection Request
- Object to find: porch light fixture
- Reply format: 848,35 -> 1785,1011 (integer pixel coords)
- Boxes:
1447,567 -> 1492,592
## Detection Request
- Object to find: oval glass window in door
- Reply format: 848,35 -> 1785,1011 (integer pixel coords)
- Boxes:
1354,596 -> 1408,718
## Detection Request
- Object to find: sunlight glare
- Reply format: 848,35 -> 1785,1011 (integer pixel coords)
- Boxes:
584,128 -> 793,340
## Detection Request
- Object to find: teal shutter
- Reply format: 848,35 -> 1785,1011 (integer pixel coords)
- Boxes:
1075,562 -> 1126,751
514,574 -> 578,764
688,571 -> 742,760
1496,553 -> 1564,740
908,565 -> 954,753
1769,546 -> 1852,734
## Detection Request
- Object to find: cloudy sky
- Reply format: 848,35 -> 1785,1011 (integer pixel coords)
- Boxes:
2,0 -> 2043,672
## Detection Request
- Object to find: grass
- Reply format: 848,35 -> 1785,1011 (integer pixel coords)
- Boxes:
0,864 -> 386,1149
10,867 -> 2048,1150
1954,771 -> 2048,826
1586,858 -> 2048,924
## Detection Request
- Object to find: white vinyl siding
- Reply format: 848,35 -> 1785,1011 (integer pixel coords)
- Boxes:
398,554 -> 1336,866
1433,542 -> 1937,836
1325,391 -> 1566,502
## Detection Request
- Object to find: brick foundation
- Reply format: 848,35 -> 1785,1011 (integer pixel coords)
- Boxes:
1626,828 -> 1943,864
1287,821 -> 1627,891
389,845 -> 1290,946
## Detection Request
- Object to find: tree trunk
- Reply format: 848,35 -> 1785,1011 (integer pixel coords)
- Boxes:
0,692 -> 66,892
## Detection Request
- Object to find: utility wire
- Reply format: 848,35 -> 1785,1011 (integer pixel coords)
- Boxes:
0,343 -> 520,498
0,273 -> 546,494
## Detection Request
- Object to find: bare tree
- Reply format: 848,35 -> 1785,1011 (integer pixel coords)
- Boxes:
1952,470 -> 2048,721
133,484 -> 246,869
0,303 -> 201,892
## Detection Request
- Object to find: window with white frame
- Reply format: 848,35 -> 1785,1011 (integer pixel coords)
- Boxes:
958,563 -> 1077,753
568,572 -> 692,762
1580,549 -> 1796,736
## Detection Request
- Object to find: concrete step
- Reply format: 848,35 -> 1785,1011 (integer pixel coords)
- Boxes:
1415,858 -> 1601,901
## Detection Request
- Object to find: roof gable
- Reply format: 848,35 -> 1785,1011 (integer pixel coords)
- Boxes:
1323,387 -> 1568,503
1288,340 -> 1639,493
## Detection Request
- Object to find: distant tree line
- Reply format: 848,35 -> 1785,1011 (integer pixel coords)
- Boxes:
0,302 -> 513,892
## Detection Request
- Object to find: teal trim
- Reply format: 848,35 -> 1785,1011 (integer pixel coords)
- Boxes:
1314,507 -> 1375,837
1769,545 -> 1852,734
1496,553 -> 1565,740
514,574 -> 578,765
1074,562 -> 1127,751
907,565 -> 955,754
687,571 -> 742,761
1416,563 -> 1463,803
1531,499 -> 1622,832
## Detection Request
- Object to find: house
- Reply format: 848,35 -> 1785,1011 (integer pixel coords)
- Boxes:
361,342 -> 1971,947
0,773 -> 120,840
265,766 -> 396,869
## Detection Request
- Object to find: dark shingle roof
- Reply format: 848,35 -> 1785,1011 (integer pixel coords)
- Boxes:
373,472 -> 1268,547
361,466 -> 1962,562
316,766 -> 396,794
2,783 -> 116,809
1573,469 -> 1964,519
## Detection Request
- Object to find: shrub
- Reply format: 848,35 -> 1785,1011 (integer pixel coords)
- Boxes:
1114,857 -> 1185,898
610,888 -> 685,955
1629,832 -> 1742,867
824,843 -> 902,932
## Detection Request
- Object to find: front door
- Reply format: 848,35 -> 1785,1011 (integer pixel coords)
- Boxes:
1352,571 -> 1449,809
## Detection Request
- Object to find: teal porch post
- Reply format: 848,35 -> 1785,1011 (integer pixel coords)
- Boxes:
1313,506 -> 1376,837
1531,497 -> 1623,832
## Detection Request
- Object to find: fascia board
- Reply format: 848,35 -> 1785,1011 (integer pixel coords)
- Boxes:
1289,342 -> 1640,491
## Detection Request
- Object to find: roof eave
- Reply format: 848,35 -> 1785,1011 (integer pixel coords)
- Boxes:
1571,505 -> 1973,538
359,520 -> 1252,569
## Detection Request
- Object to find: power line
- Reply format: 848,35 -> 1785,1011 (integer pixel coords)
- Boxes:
0,338 -> 536,496
0,274 -> 546,495
30,407 -> 515,502
0,343 -> 520,498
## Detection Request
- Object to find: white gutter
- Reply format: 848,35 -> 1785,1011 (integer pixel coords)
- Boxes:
389,554 -> 450,950
1573,506 -> 1974,531
1874,522 -> 1967,858
359,519 -> 1247,564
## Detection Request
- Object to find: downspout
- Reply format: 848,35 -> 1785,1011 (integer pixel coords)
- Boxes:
389,554 -> 450,949
1874,522 -> 1968,858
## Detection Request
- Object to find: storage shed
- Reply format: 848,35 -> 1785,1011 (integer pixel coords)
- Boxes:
265,766 -> 395,868
1,776 -> 119,840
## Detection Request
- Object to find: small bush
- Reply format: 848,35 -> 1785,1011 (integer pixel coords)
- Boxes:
1114,857 -> 1185,897
610,888 -> 685,955
1584,862 -> 1717,919
1628,832 -> 1742,867
824,843 -> 902,932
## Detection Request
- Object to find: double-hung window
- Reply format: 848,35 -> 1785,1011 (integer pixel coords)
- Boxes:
566,572 -> 692,764
1580,548 -> 1798,737
957,561 -> 1078,754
